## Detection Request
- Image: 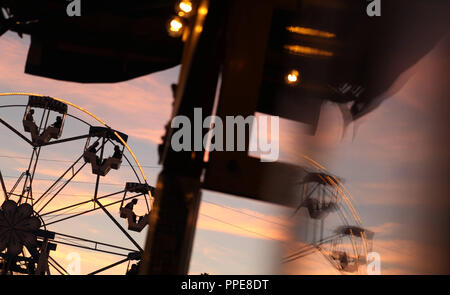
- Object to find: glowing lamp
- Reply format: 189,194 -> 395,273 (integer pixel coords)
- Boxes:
286,69 -> 300,85
177,1 -> 193,16
167,16 -> 184,37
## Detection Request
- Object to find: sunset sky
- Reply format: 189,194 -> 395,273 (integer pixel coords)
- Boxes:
0,30 -> 448,275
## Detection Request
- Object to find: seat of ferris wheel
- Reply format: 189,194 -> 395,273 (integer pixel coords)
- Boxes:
83,127 -> 129,176
22,96 -> 68,145
125,182 -> 155,195
87,126 -> 128,144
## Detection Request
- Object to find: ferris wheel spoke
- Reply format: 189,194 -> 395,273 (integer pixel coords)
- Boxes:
282,245 -> 317,263
292,182 -> 318,217
52,232 -> 137,253
34,154 -> 85,204
0,117 -> 34,147
316,247 -> 342,272
94,198 -> 144,252
48,256 -> 68,275
0,94 -> 152,275
282,233 -> 341,264
0,104 -> 28,109
25,146 -> 43,205
304,183 -> 319,201
120,152 -> 151,213
282,250 -> 316,264
48,261 -> 64,275
88,257 -> 130,275
0,170 -> 8,201
40,190 -> 126,217
43,193 -> 144,226
35,155 -> 87,213
38,134 -> 90,147
36,161 -> 88,214
53,240 -> 130,257
122,153 -> 142,184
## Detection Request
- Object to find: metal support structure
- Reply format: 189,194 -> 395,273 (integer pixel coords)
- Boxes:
19,146 -> 41,204
141,172 -> 203,274
53,240 -> 129,257
28,146 -> 43,206
34,153 -> 85,205
0,97 -> 152,275
40,190 -> 126,217
0,117 -> 34,146
44,194 -> 142,226
36,161 -> 87,213
0,170 -> 7,200
53,231 -> 136,253
36,238 -> 50,275
48,256 -> 68,275
8,172 -> 25,198
92,137 -> 106,210
140,0 -> 226,274
38,134 -> 90,147
88,257 -> 130,275
94,198 -> 143,252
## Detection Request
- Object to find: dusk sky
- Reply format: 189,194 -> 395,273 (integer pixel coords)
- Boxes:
0,30 -> 448,274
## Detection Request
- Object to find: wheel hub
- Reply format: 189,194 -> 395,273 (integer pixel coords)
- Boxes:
0,200 -> 41,257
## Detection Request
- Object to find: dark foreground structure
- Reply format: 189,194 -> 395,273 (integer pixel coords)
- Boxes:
0,0 -> 449,274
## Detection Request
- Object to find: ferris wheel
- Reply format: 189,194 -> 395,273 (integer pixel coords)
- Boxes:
283,157 -> 374,274
0,93 -> 154,275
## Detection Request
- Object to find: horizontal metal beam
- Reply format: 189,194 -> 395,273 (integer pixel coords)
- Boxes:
53,231 -> 136,253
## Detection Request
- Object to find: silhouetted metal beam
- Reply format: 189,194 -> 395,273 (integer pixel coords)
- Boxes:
88,258 -> 130,275
0,117 -> 33,146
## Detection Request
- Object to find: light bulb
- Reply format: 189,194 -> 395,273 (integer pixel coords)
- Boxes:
286,70 -> 300,85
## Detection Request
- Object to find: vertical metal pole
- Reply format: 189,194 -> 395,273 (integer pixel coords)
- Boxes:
140,0 -> 226,274
93,137 -> 106,210
28,145 -> 42,205
19,148 -> 35,204
36,238 -> 49,275
0,170 -> 7,201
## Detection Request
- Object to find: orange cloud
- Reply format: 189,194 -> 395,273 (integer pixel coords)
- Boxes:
369,222 -> 402,237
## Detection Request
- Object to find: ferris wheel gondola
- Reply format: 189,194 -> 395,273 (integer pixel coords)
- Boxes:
319,225 -> 374,273
83,127 -> 128,177
22,96 -> 68,146
284,165 -> 374,274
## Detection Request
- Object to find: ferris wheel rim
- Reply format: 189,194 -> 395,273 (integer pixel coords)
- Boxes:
285,156 -> 371,274
0,92 -> 151,274
0,92 -> 152,200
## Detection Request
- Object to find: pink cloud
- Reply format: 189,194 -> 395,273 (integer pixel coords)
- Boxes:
368,222 -> 402,237
0,32 -> 176,146
197,202 -> 291,242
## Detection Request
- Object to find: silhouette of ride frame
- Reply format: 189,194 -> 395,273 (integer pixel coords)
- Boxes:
284,171 -> 375,274
296,172 -> 340,220
327,226 -> 375,273
0,93 -> 154,274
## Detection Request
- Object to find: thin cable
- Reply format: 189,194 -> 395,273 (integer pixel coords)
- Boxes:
0,154 -> 161,169
2,174 -> 124,187
202,199 -> 289,228
200,213 -> 284,243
